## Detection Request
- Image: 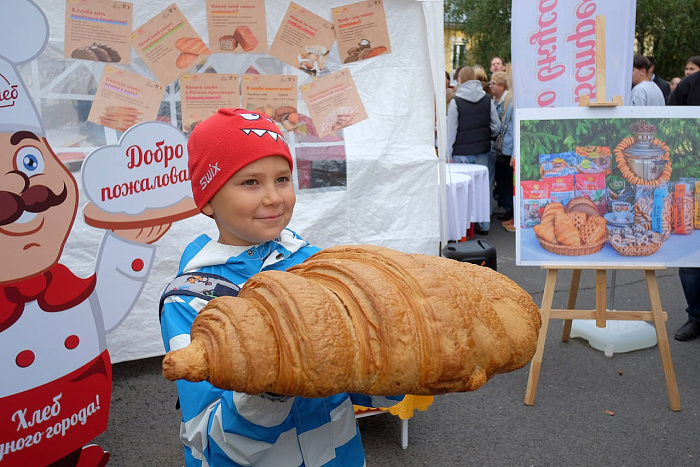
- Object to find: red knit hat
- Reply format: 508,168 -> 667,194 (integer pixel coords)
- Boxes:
188,108 -> 293,211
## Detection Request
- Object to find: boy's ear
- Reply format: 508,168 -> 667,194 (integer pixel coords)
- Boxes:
202,203 -> 214,217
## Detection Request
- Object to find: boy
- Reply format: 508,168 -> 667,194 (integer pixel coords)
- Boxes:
160,108 -> 403,466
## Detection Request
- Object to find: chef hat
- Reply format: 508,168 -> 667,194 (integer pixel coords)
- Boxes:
187,108 -> 293,212
0,0 -> 49,136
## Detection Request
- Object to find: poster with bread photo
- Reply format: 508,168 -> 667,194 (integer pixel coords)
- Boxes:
516,106 -> 700,267
180,73 -> 240,134
88,65 -> 164,132
300,68 -> 367,137
241,74 -> 298,131
65,0 -> 133,64
132,3 -> 211,85
206,0 -> 267,54
268,2 -> 336,76
332,0 -> 391,64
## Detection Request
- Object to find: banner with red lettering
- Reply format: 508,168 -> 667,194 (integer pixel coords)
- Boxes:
511,0 -> 636,108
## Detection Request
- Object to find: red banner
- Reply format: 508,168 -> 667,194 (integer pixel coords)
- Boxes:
0,351 -> 111,466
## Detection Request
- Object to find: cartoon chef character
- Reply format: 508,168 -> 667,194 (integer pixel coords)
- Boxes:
0,2 -> 168,466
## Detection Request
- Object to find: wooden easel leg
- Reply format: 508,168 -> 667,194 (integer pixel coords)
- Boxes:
525,268 -> 558,406
562,269 -> 582,341
595,270 -> 607,328
645,270 -> 681,411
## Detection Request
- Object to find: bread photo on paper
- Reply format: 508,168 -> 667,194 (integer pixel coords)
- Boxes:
162,245 -> 542,397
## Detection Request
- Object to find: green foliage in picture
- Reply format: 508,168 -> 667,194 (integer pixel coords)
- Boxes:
520,118 -> 700,182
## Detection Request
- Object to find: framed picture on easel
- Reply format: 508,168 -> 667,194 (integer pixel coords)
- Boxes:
515,106 -> 700,267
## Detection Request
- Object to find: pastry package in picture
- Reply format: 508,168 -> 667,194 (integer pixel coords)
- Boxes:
575,146 -> 612,175
548,174 -> 575,207
539,151 -> 579,178
673,180 -> 695,235
520,180 -> 551,228
574,172 -> 607,216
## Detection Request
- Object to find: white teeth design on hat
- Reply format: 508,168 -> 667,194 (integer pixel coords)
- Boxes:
241,129 -> 283,142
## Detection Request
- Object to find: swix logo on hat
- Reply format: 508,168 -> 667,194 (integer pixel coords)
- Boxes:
187,108 -> 294,212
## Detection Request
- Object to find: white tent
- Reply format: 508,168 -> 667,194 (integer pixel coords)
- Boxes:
28,0 -> 447,362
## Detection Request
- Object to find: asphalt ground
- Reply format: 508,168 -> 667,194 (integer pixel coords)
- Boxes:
95,215 -> 700,466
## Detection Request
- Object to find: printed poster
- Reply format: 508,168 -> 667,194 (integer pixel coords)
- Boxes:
268,2 -> 336,76
206,0 -> 267,54
516,106 -> 700,267
132,3 -> 211,85
332,0 -> 391,64
88,65 -> 164,131
241,74 -> 298,130
180,73 -> 240,134
300,68 -> 367,137
64,0 -> 133,64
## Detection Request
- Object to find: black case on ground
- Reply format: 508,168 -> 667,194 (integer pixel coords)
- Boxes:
442,239 -> 497,271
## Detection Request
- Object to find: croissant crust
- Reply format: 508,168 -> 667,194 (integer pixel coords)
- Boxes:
162,245 -> 541,397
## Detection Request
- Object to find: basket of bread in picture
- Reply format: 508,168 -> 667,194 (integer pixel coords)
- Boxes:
534,197 -> 607,256
607,224 -> 664,257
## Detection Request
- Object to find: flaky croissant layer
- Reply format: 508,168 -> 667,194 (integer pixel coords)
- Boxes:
162,245 -> 541,397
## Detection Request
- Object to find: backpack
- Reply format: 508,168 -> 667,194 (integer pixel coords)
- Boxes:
158,271 -> 241,322
159,272 -> 241,409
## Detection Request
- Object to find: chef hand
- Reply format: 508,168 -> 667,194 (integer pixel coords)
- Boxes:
112,223 -> 171,244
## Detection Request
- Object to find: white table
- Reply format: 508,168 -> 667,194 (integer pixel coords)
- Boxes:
442,163 -> 491,241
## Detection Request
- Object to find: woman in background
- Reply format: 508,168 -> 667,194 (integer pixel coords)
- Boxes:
684,56 -> 700,76
446,66 -> 501,235
490,70 -> 515,230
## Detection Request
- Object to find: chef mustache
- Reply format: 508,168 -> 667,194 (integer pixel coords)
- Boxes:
0,173 -> 68,226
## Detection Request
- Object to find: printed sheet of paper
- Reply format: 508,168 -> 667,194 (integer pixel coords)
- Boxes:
88,65 -> 164,131
132,3 -> 211,85
206,0 -> 267,54
300,68 -> 367,137
180,73 -> 240,133
64,0 -> 133,64
332,0 -> 391,64
241,74 -> 298,129
268,2 -> 336,76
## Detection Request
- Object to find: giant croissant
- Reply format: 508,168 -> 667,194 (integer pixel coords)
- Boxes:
162,245 -> 541,397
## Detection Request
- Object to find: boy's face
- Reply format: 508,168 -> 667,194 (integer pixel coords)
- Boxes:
203,155 -> 295,246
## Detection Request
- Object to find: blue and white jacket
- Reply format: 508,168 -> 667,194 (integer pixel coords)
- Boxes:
160,229 -> 404,466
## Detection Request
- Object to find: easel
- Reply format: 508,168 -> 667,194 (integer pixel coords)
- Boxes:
524,266 -> 681,411
524,15 -> 681,411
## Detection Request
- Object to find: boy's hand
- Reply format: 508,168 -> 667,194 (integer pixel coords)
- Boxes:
112,223 -> 172,244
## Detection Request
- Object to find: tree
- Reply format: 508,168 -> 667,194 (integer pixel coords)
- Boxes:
445,0 -> 700,80
635,0 -> 700,79
444,0 -> 512,69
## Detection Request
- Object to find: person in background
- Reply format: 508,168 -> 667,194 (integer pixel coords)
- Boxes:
446,70 -> 455,111
646,56 -> 671,101
684,55 -> 700,76
667,70 -> 700,341
447,66 -> 501,235
490,70 -> 514,226
490,56 -> 506,75
160,108 -> 404,466
473,64 -> 493,98
631,55 -> 666,106
670,77 -> 682,93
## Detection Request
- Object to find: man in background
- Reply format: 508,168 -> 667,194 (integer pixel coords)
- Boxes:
668,70 -> 700,341
490,57 -> 506,75
646,56 -> 671,101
